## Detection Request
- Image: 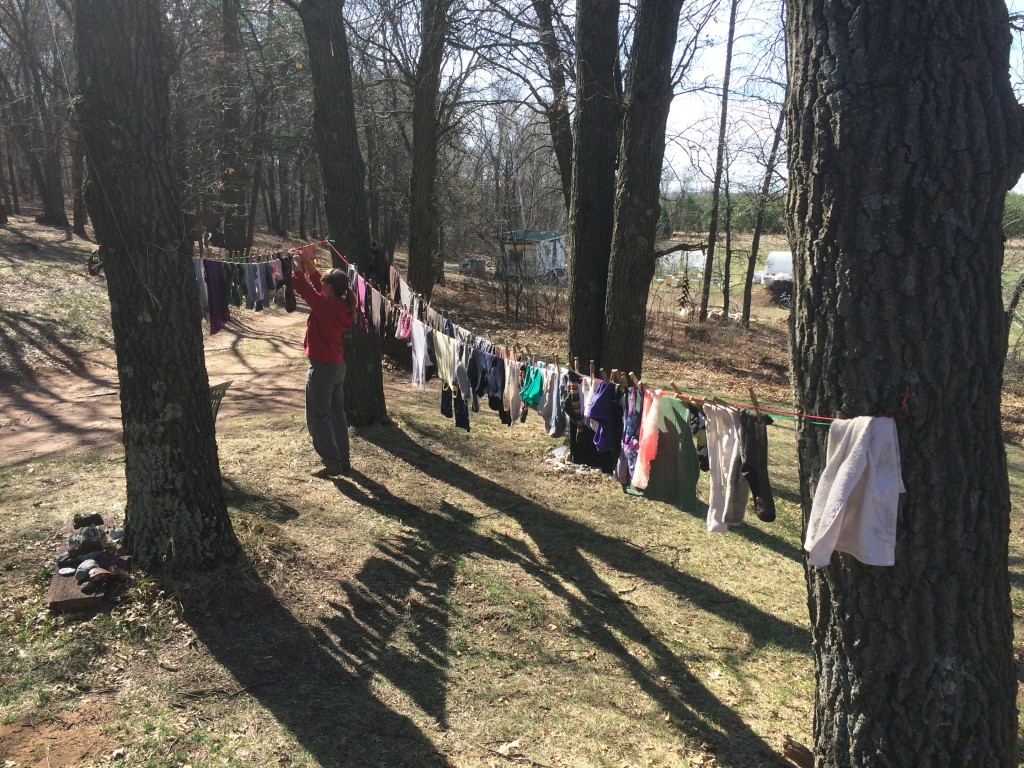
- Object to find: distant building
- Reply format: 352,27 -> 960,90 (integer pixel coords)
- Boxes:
491,229 -> 566,279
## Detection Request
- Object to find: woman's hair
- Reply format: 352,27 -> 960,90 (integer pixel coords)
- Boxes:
321,269 -> 350,297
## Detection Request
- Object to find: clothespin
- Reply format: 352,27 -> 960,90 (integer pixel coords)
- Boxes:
598,367 -> 607,381
670,381 -> 683,397
749,388 -> 762,420
572,357 -> 580,373
554,353 -> 561,372
618,371 -> 630,387
610,368 -> 620,384
629,371 -> 641,388
589,360 -> 596,381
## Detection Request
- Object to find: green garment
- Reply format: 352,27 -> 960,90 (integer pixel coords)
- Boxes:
520,363 -> 544,407
641,395 -> 698,511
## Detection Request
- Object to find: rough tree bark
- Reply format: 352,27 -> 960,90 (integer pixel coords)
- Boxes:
531,0 -> 573,211
698,0 -> 739,321
599,0 -> 683,376
787,1 -> 1023,765
566,0 -> 619,369
406,0 -> 453,301
741,105 -> 784,327
221,0 -> 250,254
73,0 -> 238,571
290,0 -> 387,427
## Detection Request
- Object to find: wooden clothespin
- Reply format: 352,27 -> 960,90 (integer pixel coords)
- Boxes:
749,387 -> 762,419
554,353 -> 561,372
589,360 -> 596,381
619,371 -> 630,387
670,381 -> 684,397
610,368 -> 620,384
629,371 -> 641,388
598,367 -> 607,381
572,357 -> 580,373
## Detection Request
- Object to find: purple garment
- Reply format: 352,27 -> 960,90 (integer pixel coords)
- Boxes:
203,259 -> 230,334
584,380 -> 623,453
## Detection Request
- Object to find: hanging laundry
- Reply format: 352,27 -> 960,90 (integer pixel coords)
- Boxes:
484,353 -> 511,425
705,404 -> 749,532
615,386 -> 644,485
546,369 -> 567,438
426,306 -> 445,332
399,279 -> 413,311
262,261 -> 277,303
563,371 -> 609,470
536,365 -> 556,428
453,393 -> 470,431
280,254 -> 296,312
396,310 -> 412,340
520,363 -> 544,408
641,396 -> 699,511
804,416 -> 905,566
739,408 -> 776,522
193,258 -> 209,312
632,389 -> 662,489
584,379 -> 623,454
411,318 -> 428,388
202,259 -> 230,334
688,405 -> 710,472
389,265 -> 401,303
433,331 -> 456,391
504,358 -> 524,424
370,287 -> 385,336
453,340 -> 473,406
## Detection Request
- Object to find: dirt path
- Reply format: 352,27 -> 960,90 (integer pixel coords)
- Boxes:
0,309 -> 310,466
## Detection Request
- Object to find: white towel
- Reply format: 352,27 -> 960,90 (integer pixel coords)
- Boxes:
804,416 -> 905,566
411,319 -> 428,389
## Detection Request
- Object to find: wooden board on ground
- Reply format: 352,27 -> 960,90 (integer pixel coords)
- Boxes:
46,573 -> 104,612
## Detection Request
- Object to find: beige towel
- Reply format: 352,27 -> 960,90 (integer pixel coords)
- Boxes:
805,416 -> 905,566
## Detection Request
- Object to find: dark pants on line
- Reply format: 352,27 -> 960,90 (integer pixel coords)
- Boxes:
305,360 -> 349,466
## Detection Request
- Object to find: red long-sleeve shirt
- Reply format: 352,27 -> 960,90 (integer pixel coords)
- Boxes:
292,266 -> 355,363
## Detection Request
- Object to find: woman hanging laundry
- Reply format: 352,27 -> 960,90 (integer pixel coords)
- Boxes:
292,247 -> 357,477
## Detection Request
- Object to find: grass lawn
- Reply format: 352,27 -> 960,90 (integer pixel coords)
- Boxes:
0,217 -> 1021,767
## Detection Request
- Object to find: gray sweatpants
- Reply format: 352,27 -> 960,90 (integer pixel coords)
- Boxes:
305,360 -> 349,466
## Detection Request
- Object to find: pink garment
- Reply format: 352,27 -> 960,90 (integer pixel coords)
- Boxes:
354,273 -> 367,319
631,389 -> 662,490
396,310 -> 412,340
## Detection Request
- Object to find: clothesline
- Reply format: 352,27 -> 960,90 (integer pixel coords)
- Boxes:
304,238 -> 910,427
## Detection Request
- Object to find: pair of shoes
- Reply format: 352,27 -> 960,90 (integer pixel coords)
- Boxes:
312,461 -> 350,478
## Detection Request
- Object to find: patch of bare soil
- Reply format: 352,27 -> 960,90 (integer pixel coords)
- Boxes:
0,309 -> 310,465
0,701 -> 115,767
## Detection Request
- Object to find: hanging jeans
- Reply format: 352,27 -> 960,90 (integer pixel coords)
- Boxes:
305,360 -> 349,467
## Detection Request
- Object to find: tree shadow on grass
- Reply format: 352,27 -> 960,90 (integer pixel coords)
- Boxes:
344,423 -> 806,766
179,554 -> 455,768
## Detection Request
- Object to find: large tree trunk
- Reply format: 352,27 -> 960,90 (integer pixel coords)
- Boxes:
741,105 -> 784,328
73,0 -> 238,572
221,0 -> 250,254
599,0 -> 683,376
531,0 -> 573,211
698,0 -> 738,321
566,0 -> 619,368
406,0 -> 452,301
295,0 -> 387,427
787,1 -> 1022,765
